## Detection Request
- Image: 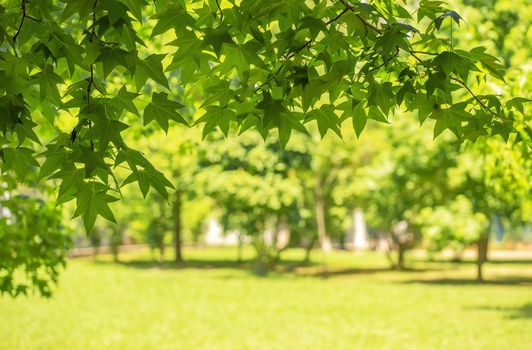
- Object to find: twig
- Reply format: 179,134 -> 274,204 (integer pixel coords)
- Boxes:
338,0 -> 382,34
410,50 -> 438,56
12,0 -> 29,42
86,0 -> 98,151
369,48 -> 399,72
215,0 -> 224,22
326,7 -> 349,25
450,77 -> 498,117
89,0 -> 98,42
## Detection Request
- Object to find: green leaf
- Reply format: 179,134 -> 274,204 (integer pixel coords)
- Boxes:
113,86 -> 140,116
256,92 -> 286,131
32,64 -> 63,103
352,102 -> 367,138
506,97 -> 530,115
368,82 -> 394,115
117,0 -> 147,22
306,105 -> 342,137
144,92 -> 187,132
52,165 -> 86,203
434,10 -> 463,30
432,105 -> 471,138
279,113 -> 308,148
38,146 -> 67,180
2,147 -> 38,180
85,114 -> 128,151
95,47 -> 129,78
122,167 -> 174,199
203,27 -> 235,55
80,150 -> 108,176
150,4 -> 193,37
73,185 -> 119,233
367,105 -> 389,124
431,52 -> 476,81
196,106 -> 237,138
135,54 -> 169,89
115,148 -> 153,170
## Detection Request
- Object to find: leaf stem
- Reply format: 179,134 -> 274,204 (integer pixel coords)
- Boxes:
12,0 -> 27,43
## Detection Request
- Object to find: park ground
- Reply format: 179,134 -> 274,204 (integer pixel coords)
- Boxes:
0,247 -> 531,350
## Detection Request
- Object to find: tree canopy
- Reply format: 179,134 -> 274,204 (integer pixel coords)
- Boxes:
0,0 -> 530,232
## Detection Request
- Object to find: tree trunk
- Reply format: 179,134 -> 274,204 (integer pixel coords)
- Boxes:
315,180 -> 329,275
252,236 -> 269,276
112,246 -> 119,263
93,246 -> 100,261
110,226 -> 123,263
174,190 -> 183,264
159,242 -> 165,264
237,233 -> 244,263
303,235 -> 316,264
382,233 -> 395,268
396,245 -> 405,270
269,217 -> 280,268
476,227 -> 490,282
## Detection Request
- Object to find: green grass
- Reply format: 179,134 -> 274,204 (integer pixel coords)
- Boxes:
1,247 -> 531,350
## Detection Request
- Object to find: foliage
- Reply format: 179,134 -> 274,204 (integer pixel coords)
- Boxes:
451,139 -> 531,221
145,211 -> 169,260
196,132 -> 303,269
0,174 -> 71,297
0,0 -> 529,232
412,195 -> 489,253
353,121 -> 459,266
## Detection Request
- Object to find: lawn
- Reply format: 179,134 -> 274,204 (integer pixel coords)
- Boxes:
0,247 -> 531,350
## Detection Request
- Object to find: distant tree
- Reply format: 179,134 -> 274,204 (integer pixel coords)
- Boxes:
451,140 -> 530,281
361,122 -> 459,269
412,195 -> 488,260
197,132 -> 302,274
0,173 -> 71,297
137,127 -> 206,264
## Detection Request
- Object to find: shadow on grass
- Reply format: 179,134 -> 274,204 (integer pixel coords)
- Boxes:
95,258 -> 310,273
94,258 -> 436,278
104,258 -> 256,271
402,277 -> 532,287
411,258 -> 532,265
468,303 -> 532,319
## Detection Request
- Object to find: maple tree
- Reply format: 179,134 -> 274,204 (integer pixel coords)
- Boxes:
0,0 -> 529,234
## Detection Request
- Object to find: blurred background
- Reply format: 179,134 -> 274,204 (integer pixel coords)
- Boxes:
0,0 -> 531,349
